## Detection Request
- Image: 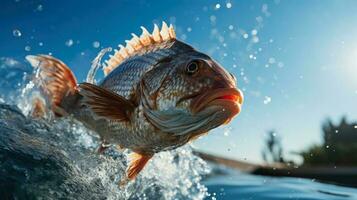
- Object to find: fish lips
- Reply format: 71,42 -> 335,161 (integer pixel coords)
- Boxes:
190,87 -> 243,121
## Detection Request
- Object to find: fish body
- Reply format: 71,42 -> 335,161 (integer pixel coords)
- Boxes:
26,22 -> 243,183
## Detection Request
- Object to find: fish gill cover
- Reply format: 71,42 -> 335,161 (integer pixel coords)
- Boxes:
0,57 -> 210,199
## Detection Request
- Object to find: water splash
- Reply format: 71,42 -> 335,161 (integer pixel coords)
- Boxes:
86,47 -> 112,84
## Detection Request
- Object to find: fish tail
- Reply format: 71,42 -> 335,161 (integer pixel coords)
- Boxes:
26,55 -> 78,117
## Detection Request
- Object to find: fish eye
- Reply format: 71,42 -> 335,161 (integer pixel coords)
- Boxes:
186,61 -> 199,75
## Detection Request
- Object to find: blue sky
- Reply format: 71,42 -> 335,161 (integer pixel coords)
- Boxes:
1,0 -> 357,163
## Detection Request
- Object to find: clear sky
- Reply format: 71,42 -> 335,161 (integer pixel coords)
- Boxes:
1,0 -> 357,164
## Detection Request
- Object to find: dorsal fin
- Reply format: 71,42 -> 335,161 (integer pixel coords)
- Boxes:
103,21 -> 176,76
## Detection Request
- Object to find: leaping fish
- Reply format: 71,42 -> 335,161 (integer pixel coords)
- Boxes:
26,22 -> 243,185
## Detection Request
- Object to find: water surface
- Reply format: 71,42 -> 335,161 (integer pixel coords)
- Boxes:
204,168 -> 357,200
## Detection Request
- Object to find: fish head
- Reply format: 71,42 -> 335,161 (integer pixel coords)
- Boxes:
142,46 -> 243,137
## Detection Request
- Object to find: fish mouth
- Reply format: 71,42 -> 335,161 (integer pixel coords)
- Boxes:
190,87 -> 243,120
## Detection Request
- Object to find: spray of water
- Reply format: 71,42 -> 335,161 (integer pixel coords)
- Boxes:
86,47 -> 112,84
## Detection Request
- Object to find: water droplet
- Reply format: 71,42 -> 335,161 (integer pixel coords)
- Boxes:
36,4 -> 43,11
251,29 -> 258,35
252,36 -> 259,43
223,127 -> 231,136
24,45 -> 31,51
228,25 -> 234,30
326,145 -> 330,149
262,4 -> 269,12
38,42 -> 43,46
269,57 -> 276,64
65,39 -> 74,47
226,2 -> 232,8
263,96 -> 271,104
187,27 -> 192,32
92,41 -> 100,48
13,29 -> 22,37
215,3 -> 221,9
278,62 -> 284,68
210,15 -> 216,23
243,33 -> 249,39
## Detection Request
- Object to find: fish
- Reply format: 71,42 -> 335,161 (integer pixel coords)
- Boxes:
26,22 -> 244,184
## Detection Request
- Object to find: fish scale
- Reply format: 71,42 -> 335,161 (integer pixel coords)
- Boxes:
100,48 -> 177,99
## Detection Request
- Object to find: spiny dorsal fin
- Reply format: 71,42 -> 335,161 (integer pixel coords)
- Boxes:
103,21 -> 176,76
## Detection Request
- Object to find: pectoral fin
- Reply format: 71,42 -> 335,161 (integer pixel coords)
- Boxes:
79,83 -> 135,122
